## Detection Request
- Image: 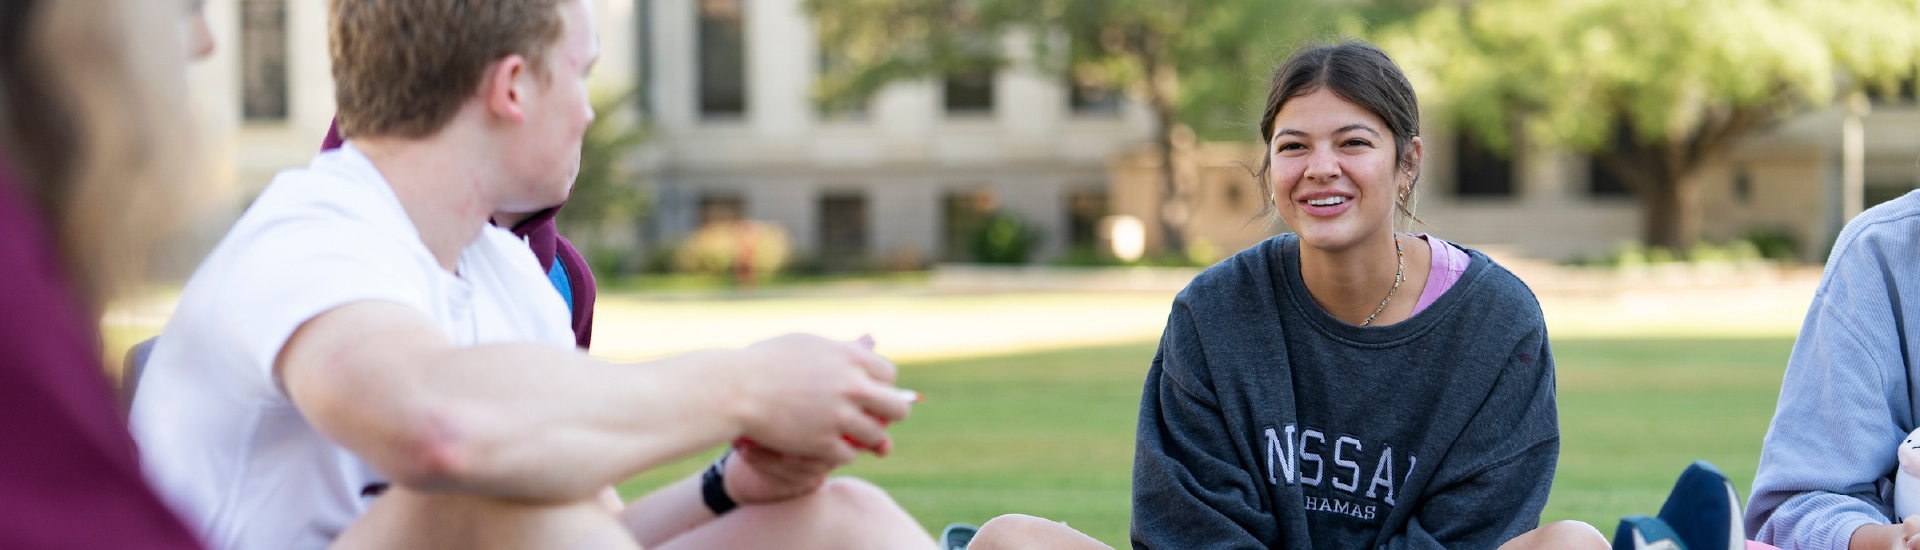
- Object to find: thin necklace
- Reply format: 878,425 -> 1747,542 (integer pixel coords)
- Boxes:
1360,234 -> 1404,327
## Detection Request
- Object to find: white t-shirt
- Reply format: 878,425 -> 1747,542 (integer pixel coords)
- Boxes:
130,144 -> 575,550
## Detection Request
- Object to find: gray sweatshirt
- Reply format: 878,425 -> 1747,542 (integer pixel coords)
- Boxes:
1132,235 -> 1559,550
1748,191 -> 1920,550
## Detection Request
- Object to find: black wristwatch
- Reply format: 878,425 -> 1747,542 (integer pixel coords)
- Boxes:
700,450 -> 738,516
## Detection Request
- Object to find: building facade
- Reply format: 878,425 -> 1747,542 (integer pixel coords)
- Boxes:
1114,99 -> 1920,265
634,0 -> 1156,268
188,0 -> 1917,268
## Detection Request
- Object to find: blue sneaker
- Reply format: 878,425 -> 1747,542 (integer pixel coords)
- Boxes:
1656,461 -> 1745,550
941,522 -> 979,550
1615,515 -> 1688,550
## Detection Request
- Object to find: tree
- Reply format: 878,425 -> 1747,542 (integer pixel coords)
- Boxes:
804,0 -> 1379,253
1381,0 -> 1920,252
557,88 -> 651,260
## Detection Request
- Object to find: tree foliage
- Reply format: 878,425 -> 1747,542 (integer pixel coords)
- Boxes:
558,88 -> 651,236
804,0 -> 1391,252
809,0 -> 1291,137
1381,0 -> 1920,251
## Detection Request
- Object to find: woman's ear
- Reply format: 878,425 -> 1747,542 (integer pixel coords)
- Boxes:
1404,135 -> 1425,185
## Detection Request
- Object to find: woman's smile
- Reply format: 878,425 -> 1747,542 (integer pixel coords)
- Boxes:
1297,189 -> 1356,217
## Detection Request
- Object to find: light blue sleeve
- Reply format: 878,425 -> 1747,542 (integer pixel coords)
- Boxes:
1748,200 -> 1920,550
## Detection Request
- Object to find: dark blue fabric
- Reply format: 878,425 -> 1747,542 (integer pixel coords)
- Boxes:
1659,461 -> 1740,550
1131,234 -> 1560,550
1616,515 -> 1689,550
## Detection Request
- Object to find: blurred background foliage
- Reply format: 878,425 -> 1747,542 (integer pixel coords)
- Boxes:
558,88 -> 651,250
801,0 -> 1920,261
969,211 -> 1046,264
1381,0 -> 1920,252
674,221 -> 796,286
805,0 -> 1383,251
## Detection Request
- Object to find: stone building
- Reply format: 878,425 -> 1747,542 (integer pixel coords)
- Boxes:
187,0 -> 1917,267
1114,99 -> 1920,264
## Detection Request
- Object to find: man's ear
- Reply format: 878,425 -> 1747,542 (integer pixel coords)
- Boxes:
483,55 -> 530,124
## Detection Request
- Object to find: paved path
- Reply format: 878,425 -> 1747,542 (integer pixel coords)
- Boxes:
588,291 -> 1179,362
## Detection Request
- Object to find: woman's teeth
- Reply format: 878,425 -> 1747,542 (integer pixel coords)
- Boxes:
1306,197 -> 1347,207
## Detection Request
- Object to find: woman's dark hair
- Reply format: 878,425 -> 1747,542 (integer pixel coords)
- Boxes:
1253,40 -> 1422,225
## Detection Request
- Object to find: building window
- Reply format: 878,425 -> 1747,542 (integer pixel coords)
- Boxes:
698,0 -> 747,118
817,192 -> 868,270
1453,129 -> 1514,198
944,65 -> 994,115
1065,189 -> 1108,249
1069,77 -> 1120,115
1589,158 -> 1633,198
1732,166 -> 1754,204
942,189 -> 997,261
698,194 -> 745,227
241,0 -> 289,122
1869,70 -> 1917,105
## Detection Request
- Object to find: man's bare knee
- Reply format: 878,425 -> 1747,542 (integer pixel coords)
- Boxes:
971,514 -> 1112,550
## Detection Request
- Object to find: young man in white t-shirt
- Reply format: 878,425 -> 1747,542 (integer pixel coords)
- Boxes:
128,0 -> 933,548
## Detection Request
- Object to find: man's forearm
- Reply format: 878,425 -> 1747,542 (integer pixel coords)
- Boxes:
380,345 -> 751,500
285,303 -> 908,506
283,302 -> 753,502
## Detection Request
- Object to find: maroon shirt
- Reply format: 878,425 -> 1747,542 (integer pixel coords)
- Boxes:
0,160 -> 203,548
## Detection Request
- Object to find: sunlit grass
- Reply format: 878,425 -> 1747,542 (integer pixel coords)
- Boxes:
617,337 -> 1794,547
105,289 -> 1794,547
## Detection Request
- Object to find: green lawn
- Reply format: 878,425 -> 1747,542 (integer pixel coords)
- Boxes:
615,337 -> 1795,548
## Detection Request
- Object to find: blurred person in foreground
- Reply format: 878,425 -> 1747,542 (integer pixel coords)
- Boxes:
126,0 -> 932,548
961,41 -> 1606,550
0,0 -> 212,547
1746,186 -> 1920,548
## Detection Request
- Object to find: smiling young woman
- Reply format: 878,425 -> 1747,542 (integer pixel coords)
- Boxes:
1260,85 -> 1431,327
965,41 -> 1608,550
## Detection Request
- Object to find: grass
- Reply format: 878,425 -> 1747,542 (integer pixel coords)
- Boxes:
614,337 -> 1795,548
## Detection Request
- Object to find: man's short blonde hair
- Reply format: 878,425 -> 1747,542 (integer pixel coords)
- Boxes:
330,0 -> 568,139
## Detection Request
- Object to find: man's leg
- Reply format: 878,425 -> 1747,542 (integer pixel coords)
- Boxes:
968,514 -> 1112,550
330,486 -> 639,550
656,478 -> 939,550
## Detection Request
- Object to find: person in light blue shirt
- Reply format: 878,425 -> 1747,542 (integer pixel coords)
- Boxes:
1750,190 -> 1920,550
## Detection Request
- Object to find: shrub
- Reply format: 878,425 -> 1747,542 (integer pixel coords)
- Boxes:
674,221 -> 793,284
969,211 -> 1045,264
1744,228 -> 1801,262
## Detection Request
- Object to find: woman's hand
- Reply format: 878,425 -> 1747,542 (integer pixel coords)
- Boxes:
722,439 -> 839,505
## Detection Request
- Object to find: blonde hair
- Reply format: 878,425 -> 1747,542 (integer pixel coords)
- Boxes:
2,0 -> 200,315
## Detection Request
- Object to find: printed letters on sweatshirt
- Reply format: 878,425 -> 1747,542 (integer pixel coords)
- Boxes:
1266,424 -> 1415,521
